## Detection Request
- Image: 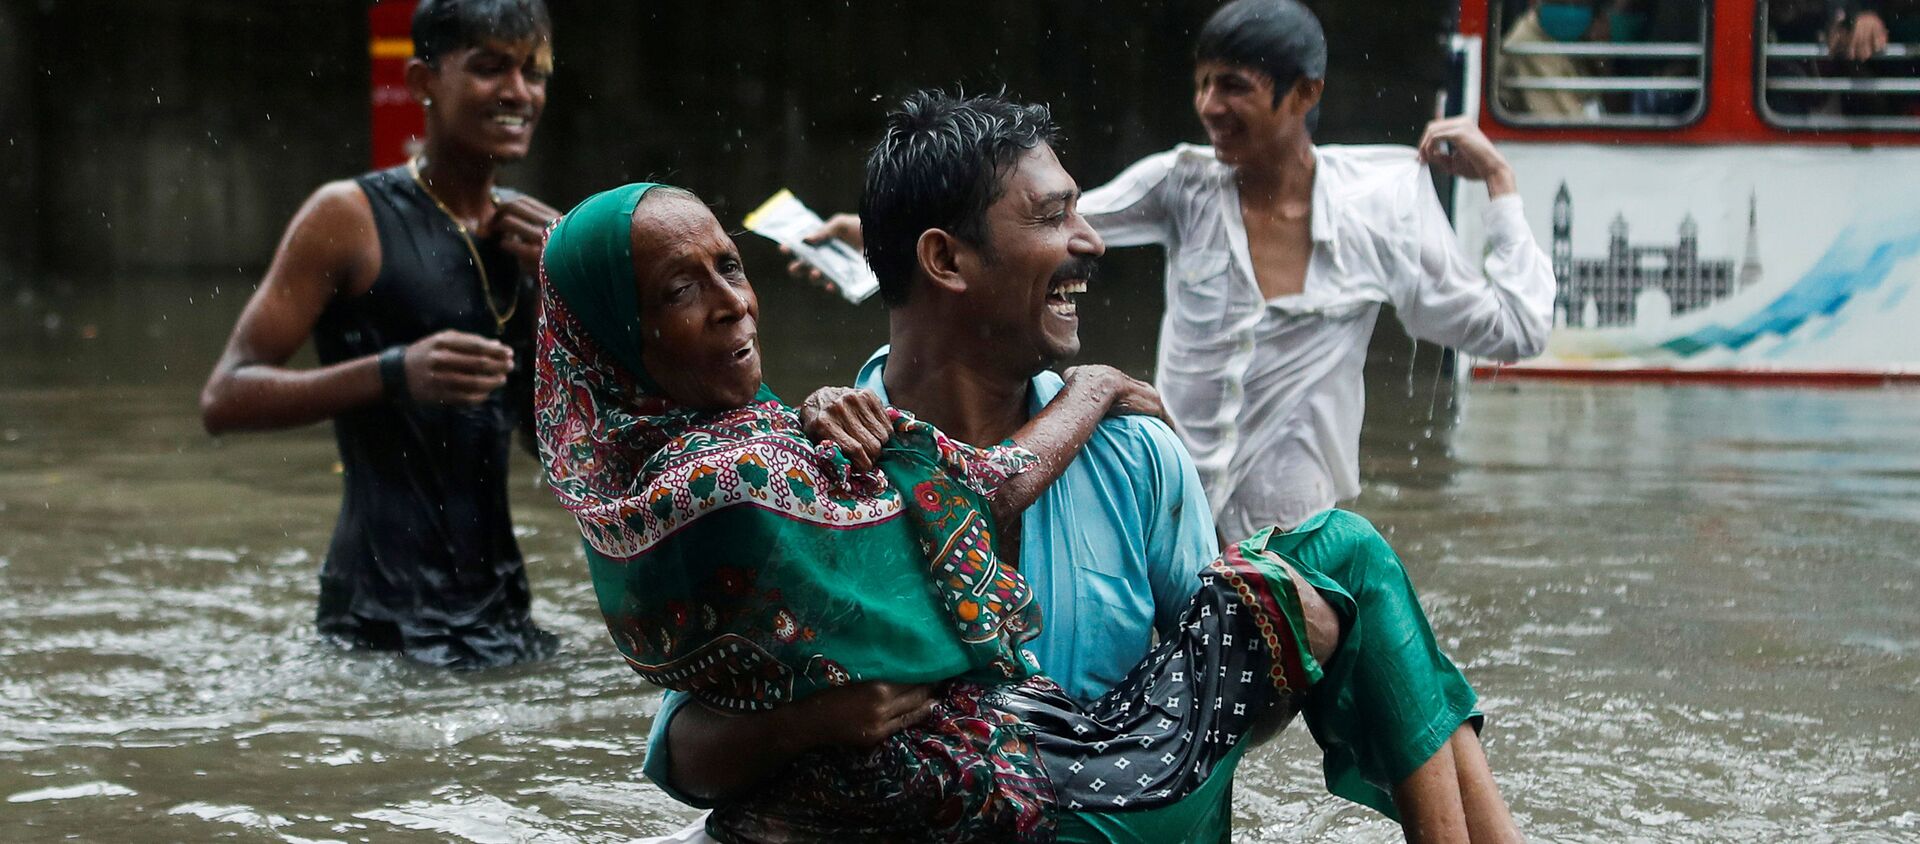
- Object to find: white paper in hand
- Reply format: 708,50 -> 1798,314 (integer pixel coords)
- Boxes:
743,190 -> 879,305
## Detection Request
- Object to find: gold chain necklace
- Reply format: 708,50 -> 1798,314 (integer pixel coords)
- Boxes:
407,157 -> 518,335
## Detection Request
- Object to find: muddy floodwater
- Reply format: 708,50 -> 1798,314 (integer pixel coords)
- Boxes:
2,279 -> 1917,842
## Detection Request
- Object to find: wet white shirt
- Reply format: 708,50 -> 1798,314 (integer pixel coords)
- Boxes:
1081,144 -> 1553,536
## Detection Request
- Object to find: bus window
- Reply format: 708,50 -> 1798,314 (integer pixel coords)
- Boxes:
1761,0 -> 1920,130
1489,1 -> 1710,127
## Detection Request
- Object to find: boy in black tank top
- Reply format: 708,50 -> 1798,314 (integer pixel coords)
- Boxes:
199,0 -> 561,669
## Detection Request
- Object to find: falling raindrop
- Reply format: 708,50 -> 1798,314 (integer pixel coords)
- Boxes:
1426,347 -> 1448,422
1406,338 -> 1420,399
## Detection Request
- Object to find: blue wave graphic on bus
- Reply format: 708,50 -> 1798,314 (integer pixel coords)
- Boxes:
1660,221 -> 1920,358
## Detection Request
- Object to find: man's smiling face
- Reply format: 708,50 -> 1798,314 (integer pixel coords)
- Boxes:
957,143 -> 1106,371
420,38 -> 552,163
1193,60 -> 1317,167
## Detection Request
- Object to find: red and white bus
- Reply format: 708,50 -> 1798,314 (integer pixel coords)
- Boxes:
1450,0 -> 1920,385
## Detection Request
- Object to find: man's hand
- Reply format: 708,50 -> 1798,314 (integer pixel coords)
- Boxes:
485,194 -> 563,276
786,681 -> 938,751
666,680 -> 937,803
798,386 -> 892,472
781,213 -> 865,293
404,329 -> 514,405
1063,364 -> 1167,422
1417,116 -> 1517,198
1830,10 -> 1891,61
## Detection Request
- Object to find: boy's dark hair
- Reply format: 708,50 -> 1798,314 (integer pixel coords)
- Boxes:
412,0 -> 552,65
1195,0 -> 1328,106
860,90 -> 1060,307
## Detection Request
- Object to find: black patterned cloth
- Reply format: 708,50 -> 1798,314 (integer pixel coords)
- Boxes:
999,545 -> 1317,813
704,542 -> 1318,843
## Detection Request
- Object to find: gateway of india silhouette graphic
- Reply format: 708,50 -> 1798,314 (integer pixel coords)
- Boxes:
1551,181 -> 1764,329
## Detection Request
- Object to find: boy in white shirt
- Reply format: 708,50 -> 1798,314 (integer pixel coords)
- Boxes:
795,0 -> 1554,540
1081,0 -> 1554,539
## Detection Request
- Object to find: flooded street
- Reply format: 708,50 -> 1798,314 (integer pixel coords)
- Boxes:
3,280 -> 1917,842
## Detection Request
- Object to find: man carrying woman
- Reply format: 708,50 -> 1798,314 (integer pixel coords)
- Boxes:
534,91 -> 1523,841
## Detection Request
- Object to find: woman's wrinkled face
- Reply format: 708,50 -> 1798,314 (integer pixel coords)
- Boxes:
631,194 -> 761,411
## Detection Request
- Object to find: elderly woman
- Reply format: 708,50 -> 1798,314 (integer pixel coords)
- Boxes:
535,183 -> 1515,843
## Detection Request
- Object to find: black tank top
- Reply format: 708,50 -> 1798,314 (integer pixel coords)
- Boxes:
308,165 -> 554,669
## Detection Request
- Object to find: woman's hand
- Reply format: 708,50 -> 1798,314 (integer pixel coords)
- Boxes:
993,366 -> 1164,524
1063,364 -> 1167,422
799,386 -> 891,472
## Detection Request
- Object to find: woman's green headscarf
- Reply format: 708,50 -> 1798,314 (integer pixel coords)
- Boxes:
533,182 -> 1044,713
540,182 -> 663,393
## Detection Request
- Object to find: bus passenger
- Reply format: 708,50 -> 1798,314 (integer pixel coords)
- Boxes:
1498,0 -> 1602,118
1769,0 -> 1920,117
1778,0 -> 1918,61
1602,0 -> 1707,117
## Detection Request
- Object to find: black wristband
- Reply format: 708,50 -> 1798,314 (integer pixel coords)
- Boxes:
378,345 -> 411,403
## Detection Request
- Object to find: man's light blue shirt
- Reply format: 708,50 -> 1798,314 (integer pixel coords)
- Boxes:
641,346 -> 1219,806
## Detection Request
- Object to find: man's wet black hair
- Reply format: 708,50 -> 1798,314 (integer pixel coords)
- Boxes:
1195,0 -> 1328,106
860,90 -> 1060,308
412,0 -> 552,66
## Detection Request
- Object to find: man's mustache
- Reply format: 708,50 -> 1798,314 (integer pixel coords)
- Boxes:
1050,256 -> 1100,287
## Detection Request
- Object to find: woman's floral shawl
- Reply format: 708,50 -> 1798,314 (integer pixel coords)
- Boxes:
532,185 -> 1045,713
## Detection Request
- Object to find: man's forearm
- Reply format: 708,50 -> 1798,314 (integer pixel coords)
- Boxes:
1483,165 -> 1516,199
200,356 -> 385,434
657,680 -> 937,803
665,701 -> 811,803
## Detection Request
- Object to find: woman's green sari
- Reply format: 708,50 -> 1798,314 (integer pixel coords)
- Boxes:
535,182 -> 1043,710
534,183 -> 1060,840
